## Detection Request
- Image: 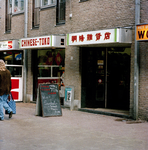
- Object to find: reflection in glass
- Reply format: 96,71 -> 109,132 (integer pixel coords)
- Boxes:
14,0 -> 24,12
3,51 -> 23,65
35,0 -> 40,7
42,0 -> 48,5
8,0 -> 12,14
38,66 -> 51,77
53,67 -> 61,77
6,66 -> 22,77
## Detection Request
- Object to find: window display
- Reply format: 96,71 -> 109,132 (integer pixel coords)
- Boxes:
1,51 -> 23,65
38,49 -> 65,85
0,51 -> 23,77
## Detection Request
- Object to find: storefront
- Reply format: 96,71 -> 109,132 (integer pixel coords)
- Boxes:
19,35 -> 65,102
67,27 -> 132,110
0,40 -> 23,101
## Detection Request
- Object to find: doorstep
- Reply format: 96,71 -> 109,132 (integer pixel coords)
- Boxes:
78,108 -> 131,119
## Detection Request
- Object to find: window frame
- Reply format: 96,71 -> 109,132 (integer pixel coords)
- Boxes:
79,0 -> 88,2
12,0 -> 24,14
41,0 -> 56,8
32,0 -> 40,28
56,0 -> 66,25
5,0 -> 12,32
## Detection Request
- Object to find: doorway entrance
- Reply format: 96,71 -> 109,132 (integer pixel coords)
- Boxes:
81,47 -> 131,110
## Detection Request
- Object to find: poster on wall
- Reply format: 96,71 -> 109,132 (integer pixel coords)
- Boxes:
65,87 -> 72,101
136,24 -> 148,41
67,91 -> 72,101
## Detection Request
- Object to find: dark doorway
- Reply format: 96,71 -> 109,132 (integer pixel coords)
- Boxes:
81,47 -> 130,110
107,48 -> 130,109
32,50 -> 38,101
81,48 -> 106,108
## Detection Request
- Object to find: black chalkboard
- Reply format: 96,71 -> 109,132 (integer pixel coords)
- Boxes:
39,84 -> 62,117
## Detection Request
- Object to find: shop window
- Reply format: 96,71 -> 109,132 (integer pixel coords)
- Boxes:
0,51 -> 23,77
5,0 -> 12,32
38,49 -> 65,84
2,51 -> 23,65
6,66 -> 22,77
56,0 -> 65,24
41,0 -> 56,7
33,0 -> 40,28
13,0 -> 24,13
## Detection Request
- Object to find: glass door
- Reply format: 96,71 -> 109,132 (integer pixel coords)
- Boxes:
81,48 -> 105,108
95,50 -> 105,104
81,47 -> 130,109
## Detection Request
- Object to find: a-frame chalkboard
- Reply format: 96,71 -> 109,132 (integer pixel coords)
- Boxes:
38,83 -> 62,117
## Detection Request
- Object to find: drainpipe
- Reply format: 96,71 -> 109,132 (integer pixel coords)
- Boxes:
134,0 -> 140,120
24,0 -> 28,103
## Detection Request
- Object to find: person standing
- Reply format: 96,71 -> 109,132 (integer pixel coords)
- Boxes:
0,59 -> 13,121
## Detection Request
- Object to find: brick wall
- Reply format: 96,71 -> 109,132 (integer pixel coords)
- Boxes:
66,0 -> 135,33
0,0 -> 148,120
138,0 -> 148,120
65,46 -> 81,100
139,42 -> 148,120
0,7 -> 24,40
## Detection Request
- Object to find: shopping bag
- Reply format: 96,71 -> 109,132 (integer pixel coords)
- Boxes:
5,93 -> 16,114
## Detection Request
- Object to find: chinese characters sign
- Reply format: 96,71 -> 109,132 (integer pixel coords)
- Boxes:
136,24 -> 148,41
67,29 -> 117,46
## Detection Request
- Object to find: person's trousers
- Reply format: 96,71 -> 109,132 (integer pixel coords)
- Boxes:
0,94 -> 12,120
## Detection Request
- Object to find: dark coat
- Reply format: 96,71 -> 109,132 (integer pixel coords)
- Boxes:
0,69 -> 11,96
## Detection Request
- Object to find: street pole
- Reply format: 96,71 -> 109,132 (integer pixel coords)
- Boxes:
134,0 -> 140,120
24,0 -> 28,103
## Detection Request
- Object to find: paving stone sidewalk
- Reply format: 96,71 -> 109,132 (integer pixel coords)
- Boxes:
0,103 -> 148,150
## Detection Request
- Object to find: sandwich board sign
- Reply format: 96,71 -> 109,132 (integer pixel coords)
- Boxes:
36,84 -> 62,117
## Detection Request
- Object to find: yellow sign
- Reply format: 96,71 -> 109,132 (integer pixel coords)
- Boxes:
136,24 -> 148,41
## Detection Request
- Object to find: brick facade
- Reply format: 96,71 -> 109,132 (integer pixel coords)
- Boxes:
0,0 -> 148,120
139,0 -> 148,121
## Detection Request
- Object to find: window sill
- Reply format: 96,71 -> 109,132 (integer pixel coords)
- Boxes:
12,11 -> 24,16
55,22 -> 65,27
31,26 -> 39,30
5,31 -> 11,34
79,0 -> 88,3
40,4 -> 56,10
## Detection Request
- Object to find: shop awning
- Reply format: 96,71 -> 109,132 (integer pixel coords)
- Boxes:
67,28 -> 132,46
0,40 -> 19,50
19,35 -> 65,49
